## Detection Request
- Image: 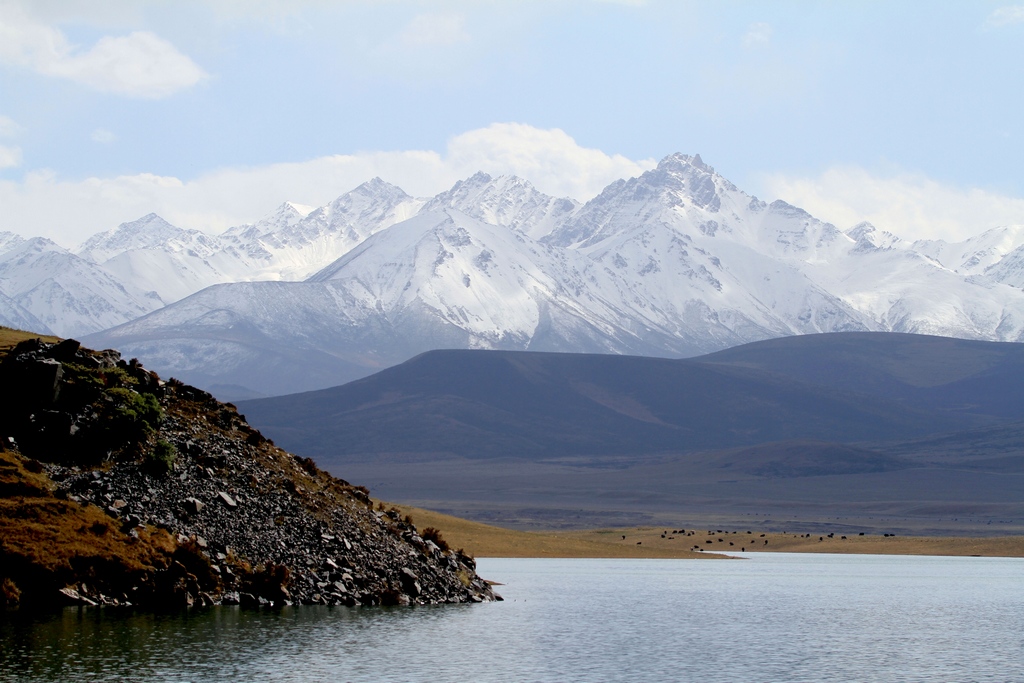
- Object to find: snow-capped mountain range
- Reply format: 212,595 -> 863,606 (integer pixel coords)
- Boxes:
4,153 -> 1024,398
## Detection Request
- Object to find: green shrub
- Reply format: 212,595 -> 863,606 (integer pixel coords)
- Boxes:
105,388 -> 162,432
94,388 -> 162,450
145,439 -> 177,476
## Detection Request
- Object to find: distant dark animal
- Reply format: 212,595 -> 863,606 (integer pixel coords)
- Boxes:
764,540 -> 768,545
841,536 -> 847,540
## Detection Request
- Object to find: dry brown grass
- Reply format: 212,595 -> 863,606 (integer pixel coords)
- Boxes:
0,327 -> 60,352
391,503 -> 1024,559
0,448 -> 177,606
389,504 -> 720,559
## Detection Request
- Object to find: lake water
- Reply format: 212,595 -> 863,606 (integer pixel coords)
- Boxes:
2,553 -> 1022,682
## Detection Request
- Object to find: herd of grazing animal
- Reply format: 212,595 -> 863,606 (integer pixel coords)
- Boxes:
616,528 -> 889,553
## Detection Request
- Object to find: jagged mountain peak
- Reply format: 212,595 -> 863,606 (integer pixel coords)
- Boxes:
4,235 -> 67,257
641,152 -> 741,207
78,213 -> 187,262
544,153 -> 750,249
0,235 -> 163,336
267,201 -> 314,223
0,231 -> 26,256
18,153 -> 1024,399
658,151 -> 710,173
428,171 -> 540,207
284,201 -> 315,216
310,178 -> 414,223
422,171 -> 578,240
358,176 -> 409,193
846,221 -> 901,251
222,202 -> 314,240
110,213 -> 181,239
327,176 -> 411,210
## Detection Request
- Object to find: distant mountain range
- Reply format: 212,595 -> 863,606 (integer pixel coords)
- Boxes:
237,332 -> 1024,533
3,154 -> 1024,398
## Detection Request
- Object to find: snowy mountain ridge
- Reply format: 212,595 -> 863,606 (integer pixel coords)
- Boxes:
4,152 -> 1024,398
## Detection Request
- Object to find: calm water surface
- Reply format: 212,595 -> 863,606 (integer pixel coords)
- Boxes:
2,553 -> 1022,682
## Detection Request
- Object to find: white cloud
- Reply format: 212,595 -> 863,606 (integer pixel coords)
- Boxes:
445,123 -> 655,200
91,128 -> 116,143
761,166 -> 1024,242
0,145 -> 23,169
742,22 -> 772,48
0,123 -> 655,247
393,12 -> 469,48
0,4 -> 207,98
0,115 -> 21,137
985,5 -> 1024,28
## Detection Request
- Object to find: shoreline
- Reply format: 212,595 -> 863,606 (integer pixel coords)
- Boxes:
393,504 -> 1024,559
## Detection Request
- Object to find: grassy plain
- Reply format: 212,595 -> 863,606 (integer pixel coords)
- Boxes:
393,503 -> 1024,559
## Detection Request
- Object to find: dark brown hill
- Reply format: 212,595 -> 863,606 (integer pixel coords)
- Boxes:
239,333 -> 1024,465
698,332 -> 1024,420
0,330 -> 497,610
238,333 -> 1024,533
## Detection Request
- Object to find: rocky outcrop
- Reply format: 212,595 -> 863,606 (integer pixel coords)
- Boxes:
0,336 -> 498,609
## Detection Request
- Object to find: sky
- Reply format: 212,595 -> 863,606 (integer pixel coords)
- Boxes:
1,0 -> 1024,247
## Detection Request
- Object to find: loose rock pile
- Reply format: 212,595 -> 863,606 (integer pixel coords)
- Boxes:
0,338 -> 498,608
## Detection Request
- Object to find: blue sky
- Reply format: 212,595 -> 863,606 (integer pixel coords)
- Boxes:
1,0 -> 1023,246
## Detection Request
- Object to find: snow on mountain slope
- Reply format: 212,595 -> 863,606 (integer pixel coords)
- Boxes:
82,280 -> 392,397
912,225 -> 1024,276
308,207 -> 676,355
0,237 -> 163,337
80,214 -> 232,304
421,172 -> 579,240
981,236 -> 1024,290
223,177 -> 423,282
547,154 -> 876,344
30,152 -> 1024,398
845,222 -> 902,252
552,154 -> 1024,344
0,290 -> 51,334
915,223 -> 1024,291
78,213 -> 193,263
806,239 -> 1024,341
0,232 -> 26,256
220,201 -> 312,241
72,179 -> 422,305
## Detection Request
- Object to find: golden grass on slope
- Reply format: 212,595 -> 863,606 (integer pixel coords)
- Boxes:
391,503 -> 1024,559
0,449 -> 178,606
0,327 -> 60,351
389,504 -> 720,559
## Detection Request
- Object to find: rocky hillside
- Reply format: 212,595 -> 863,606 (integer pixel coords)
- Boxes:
0,330 -> 497,609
